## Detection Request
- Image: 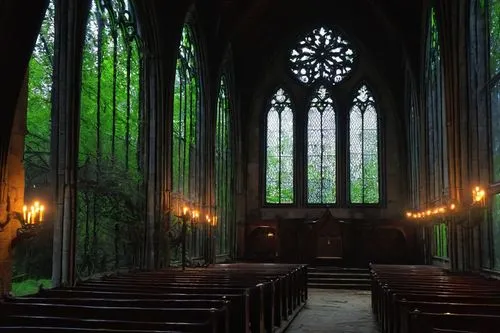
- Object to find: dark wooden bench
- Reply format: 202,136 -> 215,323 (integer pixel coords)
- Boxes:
370,264 -> 500,333
0,328 -> 182,333
432,329 -> 479,333
105,271 -> 287,325
72,282 -> 263,332
0,302 -> 227,333
398,301 -> 500,333
0,263 -> 307,333
409,311 -> 500,333
36,289 -> 250,333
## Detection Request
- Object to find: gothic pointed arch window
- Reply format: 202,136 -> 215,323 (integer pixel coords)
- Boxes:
425,7 -> 448,259
77,0 -> 143,276
265,88 -> 295,204
262,25 -> 385,208
426,7 -> 448,204
289,26 -> 355,85
307,85 -> 337,204
215,75 -> 234,255
486,0 -> 500,269
172,24 -> 201,202
349,84 -> 380,204
17,0 -> 55,292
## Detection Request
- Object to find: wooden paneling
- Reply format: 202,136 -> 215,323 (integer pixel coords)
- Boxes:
245,211 -> 419,266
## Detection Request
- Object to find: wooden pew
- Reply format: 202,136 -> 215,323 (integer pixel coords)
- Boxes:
36,289 -> 250,333
0,301 -> 227,333
432,329 -> 479,333
72,282 -> 263,333
0,263 -> 307,333
370,264 -> 500,333
409,311 -> 500,333
398,301 -> 500,333
0,328 -> 182,333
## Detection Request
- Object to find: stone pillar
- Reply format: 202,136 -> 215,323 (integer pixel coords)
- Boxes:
436,0 -> 477,272
51,0 -> 91,287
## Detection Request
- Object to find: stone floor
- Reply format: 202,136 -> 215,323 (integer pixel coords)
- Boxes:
286,289 -> 380,333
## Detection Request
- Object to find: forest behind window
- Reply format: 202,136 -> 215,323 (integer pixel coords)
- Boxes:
264,26 -> 381,206
265,88 -> 295,204
349,85 -> 379,204
170,23 -> 205,262
307,86 -> 336,204
76,0 -> 143,278
426,7 -> 448,260
15,0 -> 55,296
215,75 -> 234,255
488,0 -> 500,270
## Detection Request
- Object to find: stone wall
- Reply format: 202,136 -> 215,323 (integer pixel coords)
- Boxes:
0,77 -> 26,295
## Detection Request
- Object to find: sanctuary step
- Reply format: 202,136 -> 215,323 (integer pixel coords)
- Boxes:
308,266 -> 371,290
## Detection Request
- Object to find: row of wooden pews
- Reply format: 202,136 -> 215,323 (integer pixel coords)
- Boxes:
0,263 -> 308,333
370,264 -> 500,333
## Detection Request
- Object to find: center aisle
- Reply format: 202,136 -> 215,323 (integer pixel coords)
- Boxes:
286,289 -> 379,333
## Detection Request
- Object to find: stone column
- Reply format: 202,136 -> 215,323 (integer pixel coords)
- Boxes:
51,0 -> 91,287
436,0 -> 474,272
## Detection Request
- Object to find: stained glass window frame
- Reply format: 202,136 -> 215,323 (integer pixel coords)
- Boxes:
305,84 -> 339,205
425,7 -> 450,262
289,25 -> 357,86
263,86 -> 296,206
171,22 -> 204,260
347,82 -> 382,206
74,0 -> 144,277
171,23 -> 202,201
485,0 -> 500,270
215,73 -> 235,256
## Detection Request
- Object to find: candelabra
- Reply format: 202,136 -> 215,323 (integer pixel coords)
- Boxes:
0,200 -> 45,237
404,185 -> 487,227
169,198 -> 217,270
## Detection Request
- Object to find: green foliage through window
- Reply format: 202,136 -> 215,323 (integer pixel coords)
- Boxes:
76,0 -> 143,278
349,85 -> 379,204
426,7 -> 448,204
17,0 -> 55,292
171,24 -> 203,260
265,88 -> 294,204
215,76 -> 234,255
426,7 -> 449,255
307,86 -> 336,204
489,0 -> 500,182
433,223 -> 448,258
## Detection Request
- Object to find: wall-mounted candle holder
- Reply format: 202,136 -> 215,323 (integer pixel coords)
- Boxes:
0,199 -> 45,237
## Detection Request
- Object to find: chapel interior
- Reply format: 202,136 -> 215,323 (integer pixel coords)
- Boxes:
0,0 -> 499,332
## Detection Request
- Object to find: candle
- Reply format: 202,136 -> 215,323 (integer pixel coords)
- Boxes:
183,206 -> 189,217
23,205 -> 27,221
27,212 -> 31,225
40,205 -> 44,222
